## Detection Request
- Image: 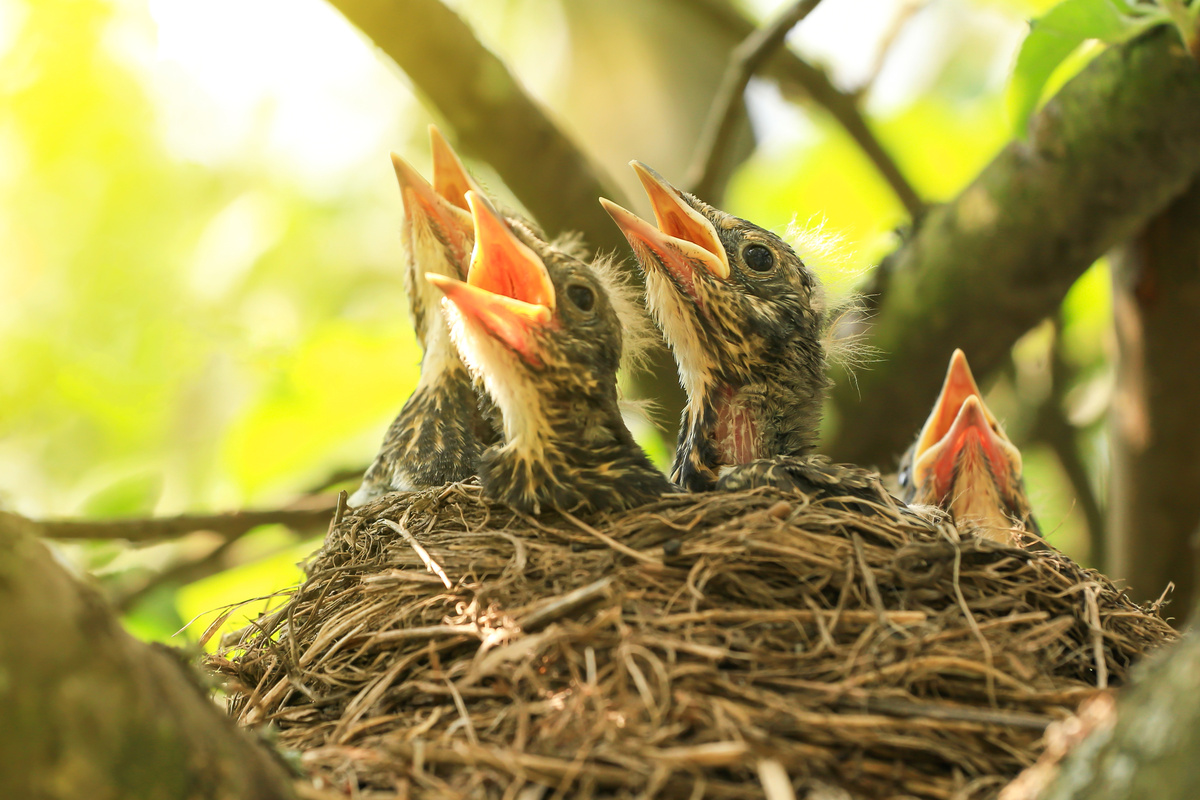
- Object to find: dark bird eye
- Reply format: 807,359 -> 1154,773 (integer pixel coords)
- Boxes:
566,284 -> 595,311
743,243 -> 774,272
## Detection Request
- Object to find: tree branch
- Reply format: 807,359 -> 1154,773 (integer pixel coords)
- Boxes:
686,0 -> 824,200
5,496 -> 335,543
1032,317 -> 1106,569
325,0 -> 629,257
0,516 -> 296,798
111,526 -> 306,614
688,0 -> 924,218
1108,176 -> 1200,614
1023,619 -> 1200,799
828,28 -> 1200,468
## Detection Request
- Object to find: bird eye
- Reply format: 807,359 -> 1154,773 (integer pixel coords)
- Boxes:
566,284 -> 595,311
743,243 -> 775,272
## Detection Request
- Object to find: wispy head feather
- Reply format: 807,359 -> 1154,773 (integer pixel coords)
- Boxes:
784,217 -> 881,385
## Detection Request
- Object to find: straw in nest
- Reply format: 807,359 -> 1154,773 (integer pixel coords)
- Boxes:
209,483 -> 1175,800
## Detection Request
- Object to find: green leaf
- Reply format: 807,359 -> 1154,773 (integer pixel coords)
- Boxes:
1009,0 -> 1171,136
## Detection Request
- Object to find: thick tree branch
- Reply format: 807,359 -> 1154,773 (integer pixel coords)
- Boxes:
0,516 -> 296,798
828,29 -> 1200,468
689,0 -> 924,217
1108,177 -> 1200,614
686,0 -> 823,200
326,0 -> 628,258
4,496 -> 335,543
1022,622 -> 1200,799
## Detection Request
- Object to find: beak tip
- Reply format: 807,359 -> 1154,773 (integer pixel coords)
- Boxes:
464,190 -> 489,222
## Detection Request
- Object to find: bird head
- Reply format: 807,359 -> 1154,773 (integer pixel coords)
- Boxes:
428,191 -> 668,514
428,191 -> 625,444
601,161 -> 823,399
899,349 -> 1037,541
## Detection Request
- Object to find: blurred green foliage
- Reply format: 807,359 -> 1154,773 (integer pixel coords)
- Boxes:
1,0 -> 1118,646
1007,0 -> 1173,134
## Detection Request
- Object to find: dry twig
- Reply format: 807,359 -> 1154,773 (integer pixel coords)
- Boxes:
2,500 -> 335,543
686,0 -> 824,200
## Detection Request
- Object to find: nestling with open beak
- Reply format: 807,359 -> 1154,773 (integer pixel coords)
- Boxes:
601,162 -> 828,492
350,127 -> 496,506
602,162 -> 909,517
898,349 -> 1040,544
428,191 -> 673,516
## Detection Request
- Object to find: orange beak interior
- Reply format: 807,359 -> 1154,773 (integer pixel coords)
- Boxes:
465,191 -> 555,313
912,350 -> 995,457
426,191 -> 555,365
601,161 -> 730,295
910,350 -> 1022,502
630,161 -> 729,279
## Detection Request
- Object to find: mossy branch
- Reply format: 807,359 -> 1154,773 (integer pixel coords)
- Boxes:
828,29 -> 1200,467
0,516 -> 296,798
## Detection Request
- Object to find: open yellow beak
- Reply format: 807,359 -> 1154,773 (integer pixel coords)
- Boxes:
601,161 -> 729,298
426,191 -> 555,365
428,124 -> 482,212
390,151 -> 473,275
464,191 -> 555,313
910,350 -> 1022,503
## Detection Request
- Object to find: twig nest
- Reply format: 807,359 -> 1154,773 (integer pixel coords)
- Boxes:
210,483 -> 1174,799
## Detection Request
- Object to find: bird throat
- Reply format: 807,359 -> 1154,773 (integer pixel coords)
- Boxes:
712,385 -> 763,466
944,445 -> 1022,544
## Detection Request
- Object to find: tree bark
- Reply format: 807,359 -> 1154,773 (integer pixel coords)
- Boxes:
1107,177 -> 1200,617
0,517 -> 295,799
1031,626 -> 1200,799
828,30 -> 1200,468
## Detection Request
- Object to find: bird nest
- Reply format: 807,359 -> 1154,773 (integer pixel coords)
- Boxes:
209,483 -> 1175,800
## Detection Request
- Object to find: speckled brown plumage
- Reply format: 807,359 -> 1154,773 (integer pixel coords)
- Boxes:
603,163 -> 927,520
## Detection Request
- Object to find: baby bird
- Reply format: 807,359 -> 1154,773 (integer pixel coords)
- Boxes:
601,162 -> 828,493
428,192 -> 673,516
898,349 -> 1040,544
350,128 -> 495,506
602,163 -> 915,519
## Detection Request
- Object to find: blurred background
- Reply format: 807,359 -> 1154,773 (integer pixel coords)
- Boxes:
2,0 -> 1129,644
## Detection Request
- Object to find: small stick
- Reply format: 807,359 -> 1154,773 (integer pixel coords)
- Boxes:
756,759 -> 796,800
381,516 -> 452,589
445,678 -> 478,746
951,542 -> 997,706
851,532 -> 889,621
558,510 -> 660,565
1084,584 -> 1110,689
353,624 -> 480,648
518,576 -> 614,632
